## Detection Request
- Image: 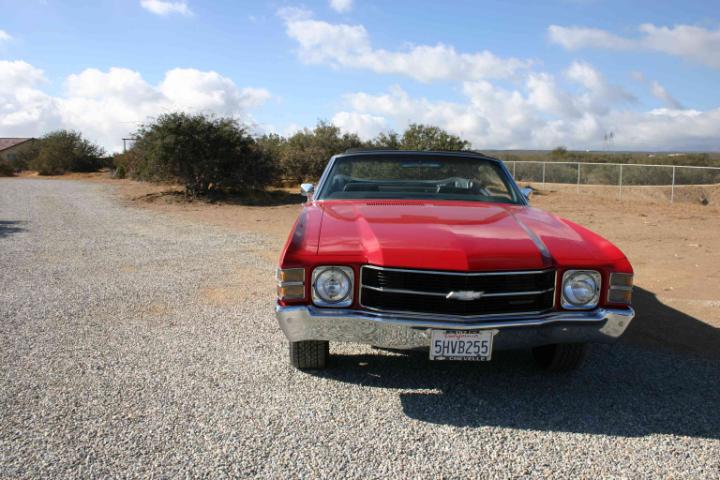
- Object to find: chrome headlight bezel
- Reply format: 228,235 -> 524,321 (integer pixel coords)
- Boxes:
312,266 -> 354,307
561,269 -> 601,310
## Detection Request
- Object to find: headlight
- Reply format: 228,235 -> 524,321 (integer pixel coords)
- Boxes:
561,270 -> 601,309
312,266 -> 354,307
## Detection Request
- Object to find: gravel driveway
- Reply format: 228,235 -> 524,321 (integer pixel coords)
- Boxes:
1,178 -> 719,478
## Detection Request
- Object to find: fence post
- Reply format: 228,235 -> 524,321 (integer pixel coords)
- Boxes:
618,164 -> 623,200
671,166 -> 676,203
542,162 -> 546,185
576,163 -> 581,193
513,161 -> 516,179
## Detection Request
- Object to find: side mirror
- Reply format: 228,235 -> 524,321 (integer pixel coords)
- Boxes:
300,183 -> 315,197
520,186 -> 533,201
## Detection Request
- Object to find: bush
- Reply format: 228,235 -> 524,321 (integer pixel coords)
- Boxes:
113,149 -> 155,181
273,122 -> 471,183
30,131 -> 105,175
280,122 -> 364,183
0,162 -> 14,177
398,124 -> 470,151
6,142 -> 41,172
371,131 -> 401,149
126,113 -> 275,196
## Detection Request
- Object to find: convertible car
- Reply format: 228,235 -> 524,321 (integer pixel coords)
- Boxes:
275,150 -> 634,371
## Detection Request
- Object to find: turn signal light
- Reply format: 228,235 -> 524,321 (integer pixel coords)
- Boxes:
608,273 -> 633,305
276,268 -> 305,301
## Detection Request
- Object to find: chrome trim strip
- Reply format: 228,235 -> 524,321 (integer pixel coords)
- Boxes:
358,302 -> 552,320
362,284 -> 555,298
362,264 -> 555,277
362,284 -> 446,297
279,305 -> 633,330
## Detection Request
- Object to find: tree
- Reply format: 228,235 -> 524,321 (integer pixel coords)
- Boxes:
30,130 -> 105,175
551,146 -> 568,159
281,121 -> 364,182
398,124 -> 470,151
130,113 -> 275,196
371,131 -> 401,149
256,133 -> 286,179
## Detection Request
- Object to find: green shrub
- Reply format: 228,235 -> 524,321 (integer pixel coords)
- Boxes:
5,142 -> 41,172
0,162 -> 14,177
272,122 -> 471,183
113,149 -> 154,181
30,130 -> 105,175
398,124 -> 470,151
280,122 -> 364,183
126,113 -> 276,196
371,131 -> 401,149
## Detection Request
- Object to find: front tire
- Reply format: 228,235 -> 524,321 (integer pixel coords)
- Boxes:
532,343 -> 589,372
289,340 -> 329,370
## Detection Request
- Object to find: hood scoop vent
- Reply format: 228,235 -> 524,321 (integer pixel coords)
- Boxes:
365,201 -> 426,206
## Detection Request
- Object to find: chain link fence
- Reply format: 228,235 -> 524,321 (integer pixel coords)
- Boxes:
505,161 -> 720,205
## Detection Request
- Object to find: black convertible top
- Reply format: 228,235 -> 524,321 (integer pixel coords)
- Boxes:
339,149 -> 501,163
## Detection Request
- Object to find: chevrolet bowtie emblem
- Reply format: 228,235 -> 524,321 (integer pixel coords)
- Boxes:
446,290 -> 485,301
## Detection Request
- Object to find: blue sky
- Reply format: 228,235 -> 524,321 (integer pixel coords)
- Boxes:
1,0 -> 719,151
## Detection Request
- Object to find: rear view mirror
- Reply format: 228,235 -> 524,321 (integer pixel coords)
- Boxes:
521,187 -> 533,201
300,183 -> 315,197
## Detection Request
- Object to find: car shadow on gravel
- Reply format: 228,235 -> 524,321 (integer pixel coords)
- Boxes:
0,220 -> 26,238
624,287 -> 720,362
313,288 -> 720,439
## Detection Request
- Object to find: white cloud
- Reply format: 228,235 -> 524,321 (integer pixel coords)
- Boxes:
0,30 -> 12,42
650,81 -> 683,110
630,70 -> 684,109
0,61 -> 61,136
526,73 -> 578,118
279,9 -> 531,82
549,24 -> 720,69
140,0 -> 192,16
158,68 -> 272,112
0,60 -> 46,91
332,66 -> 720,151
329,0 -> 353,13
565,61 -> 635,114
548,25 -> 634,50
1,61 -> 270,151
332,111 -> 387,139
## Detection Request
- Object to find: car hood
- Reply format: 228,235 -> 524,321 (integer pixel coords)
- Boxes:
316,200 -> 557,271
281,200 -> 630,273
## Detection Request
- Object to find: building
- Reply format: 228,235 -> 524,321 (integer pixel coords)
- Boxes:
0,138 -> 37,166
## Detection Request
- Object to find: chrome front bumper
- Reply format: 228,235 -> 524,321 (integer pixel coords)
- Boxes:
276,305 -> 635,350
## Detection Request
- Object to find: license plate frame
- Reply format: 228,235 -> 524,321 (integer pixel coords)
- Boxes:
429,330 -> 498,361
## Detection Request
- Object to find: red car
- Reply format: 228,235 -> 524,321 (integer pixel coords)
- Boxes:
275,150 -> 635,371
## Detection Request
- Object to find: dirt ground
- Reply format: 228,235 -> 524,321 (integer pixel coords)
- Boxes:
18,172 -> 720,360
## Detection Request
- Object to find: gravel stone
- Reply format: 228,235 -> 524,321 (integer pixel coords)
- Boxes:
1,178 -> 719,478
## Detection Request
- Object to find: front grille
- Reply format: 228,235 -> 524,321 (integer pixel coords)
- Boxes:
360,265 -> 556,317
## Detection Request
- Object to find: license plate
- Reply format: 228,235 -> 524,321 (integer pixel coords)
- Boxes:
429,330 -> 498,361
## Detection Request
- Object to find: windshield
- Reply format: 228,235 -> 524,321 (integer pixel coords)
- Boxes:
315,155 -> 521,204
